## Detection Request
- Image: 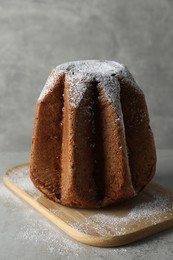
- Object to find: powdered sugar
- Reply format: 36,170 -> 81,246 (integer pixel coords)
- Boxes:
0,182 -> 82,257
5,165 -> 173,239
17,208 -> 82,257
38,60 -> 140,107
57,60 -> 120,75
0,182 -> 25,209
67,74 -> 89,108
65,190 -> 173,237
1,165 -> 173,258
7,165 -> 41,199
63,60 -> 124,108
38,68 -> 65,101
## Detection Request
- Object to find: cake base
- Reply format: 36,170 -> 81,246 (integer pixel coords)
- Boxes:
3,164 -> 173,247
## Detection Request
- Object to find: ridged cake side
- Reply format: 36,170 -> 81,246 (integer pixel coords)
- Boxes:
30,60 -> 156,208
30,71 -> 65,202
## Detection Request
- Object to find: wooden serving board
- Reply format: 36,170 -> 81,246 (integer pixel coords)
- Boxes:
3,164 -> 173,247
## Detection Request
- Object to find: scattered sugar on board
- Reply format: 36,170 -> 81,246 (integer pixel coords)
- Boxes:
1,180 -> 82,257
1,181 -> 170,259
7,165 -> 41,199
16,208 -> 129,258
0,183 -> 125,257
2,166 -> 173,258
0,182 -> 82,257
67,191 -> 173,237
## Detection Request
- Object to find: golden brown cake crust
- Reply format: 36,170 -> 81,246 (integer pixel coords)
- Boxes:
30,60 -> 156,208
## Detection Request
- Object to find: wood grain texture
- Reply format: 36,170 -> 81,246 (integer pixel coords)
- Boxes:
3,164 -> 173,247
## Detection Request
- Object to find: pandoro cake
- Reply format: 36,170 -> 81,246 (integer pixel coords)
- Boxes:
30,60 -> 156,208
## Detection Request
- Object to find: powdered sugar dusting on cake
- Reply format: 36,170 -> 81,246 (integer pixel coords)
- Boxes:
38,69 -> 64,101
66,73 -> 89,108
64,60 -> 123,108
98,75 -> 121,110
38,60 -> 140,105
57,60 -> 120,75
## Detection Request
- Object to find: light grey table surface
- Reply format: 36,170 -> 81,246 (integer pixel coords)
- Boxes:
0,150 -> 173,260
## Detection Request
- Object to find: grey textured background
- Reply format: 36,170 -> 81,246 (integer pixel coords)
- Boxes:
0,0 -> 173,152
